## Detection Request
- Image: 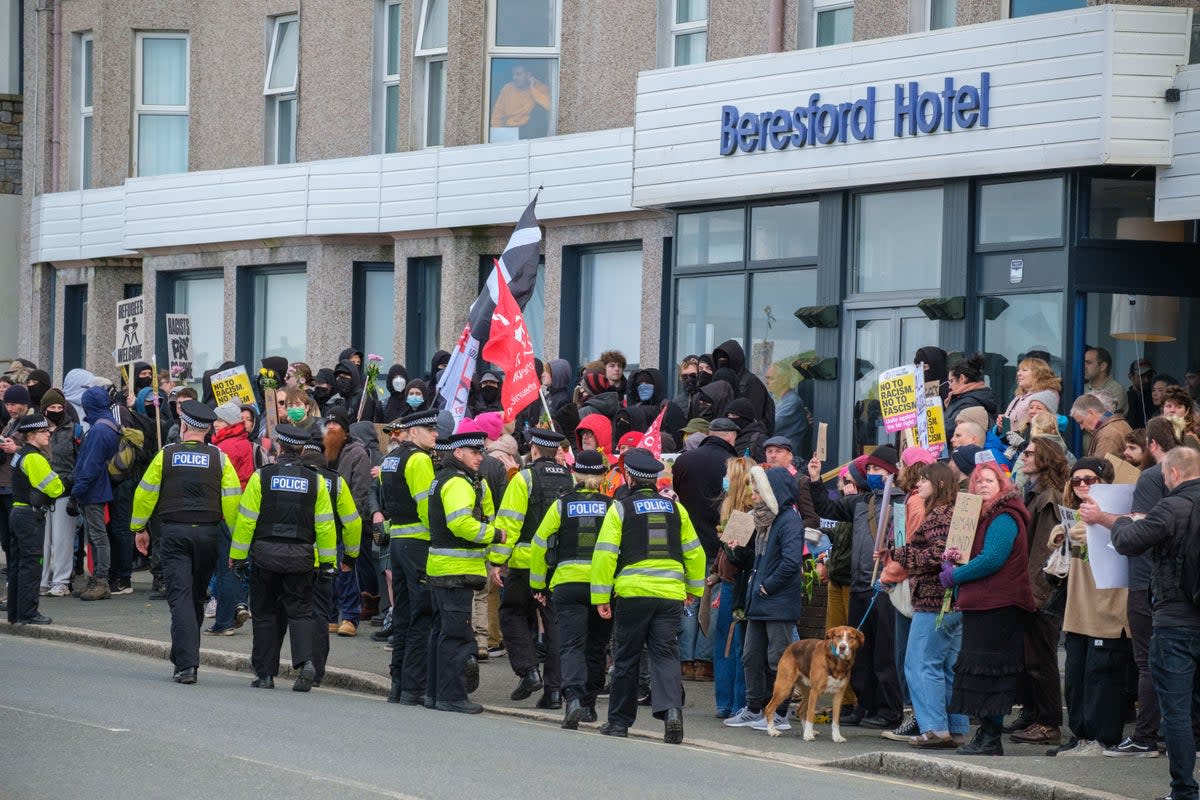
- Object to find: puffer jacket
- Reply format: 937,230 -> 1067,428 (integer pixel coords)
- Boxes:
48,422 -> 79,488
71,386 -> 118,505
745,467 -> 806,621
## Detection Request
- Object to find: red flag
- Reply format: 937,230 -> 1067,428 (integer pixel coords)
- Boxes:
639,405 -> 668,458
481,262 -> 541,423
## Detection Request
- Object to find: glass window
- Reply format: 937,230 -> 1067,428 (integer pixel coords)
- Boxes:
672,0 -> 707,66
173,274 -> 225,374
488,0 -> 558,142
854,187 -> 943,293
135,34 -> 189,177
816,5 -> 853,47
1087,178 -> 1187,242
418,0 -> 449,50
265,16 -> 299,165
750,202 -> 819,261
979,292 -> 1064,400
359,267 -> 396,365
407,257 -> 442,369
495,0 -> 556,47
382,1 -> 402,154
749,269 -> 817,386
78,34 -> 94,189
416,0 -> 449,147
1010,0 -> 1085,18
677,208 -> 744,267
63,285 -> 88,376
929,0 -> 955,29
580,249 -> 643,367
977,177 -> 1064,245
251,270 -> 307,365
675,274 -> 746,362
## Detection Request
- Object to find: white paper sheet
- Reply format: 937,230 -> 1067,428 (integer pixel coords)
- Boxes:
1085,483 -> 1135,590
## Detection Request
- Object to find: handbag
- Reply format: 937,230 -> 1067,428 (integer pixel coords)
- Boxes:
887,578 -> 914,618
1043,535 -> 1071,580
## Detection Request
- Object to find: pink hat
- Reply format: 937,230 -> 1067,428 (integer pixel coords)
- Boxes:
901,446 -> 936,467
456,418 -> 482,434
474,411 -> 504,442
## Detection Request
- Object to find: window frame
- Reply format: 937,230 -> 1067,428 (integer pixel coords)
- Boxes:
847,182 -> 946,302
927,0 -> 956,30
415,0 -> 449,148
560,240 -> 646,369
670,0 -> 708,67
974,173 -> 1067,253
813,1 -> 854,47
484,0 -> 562,142
155,269 -> 225,373
381,1 -> 402,153
353,262 -> 397,365
132,31 -> 190,177
264,14 -> 299,165
236,264 -> 308,368
78,32 -> 94,189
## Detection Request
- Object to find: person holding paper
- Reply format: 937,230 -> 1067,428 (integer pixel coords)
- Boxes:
1044,457 -> 1131,757
938,462 -> 1035,756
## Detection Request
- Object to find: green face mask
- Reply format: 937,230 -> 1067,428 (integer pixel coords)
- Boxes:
286,407 -> 306,423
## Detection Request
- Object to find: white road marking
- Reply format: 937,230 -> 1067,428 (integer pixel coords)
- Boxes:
0,702 -> 130,732
229,754 -> 424,800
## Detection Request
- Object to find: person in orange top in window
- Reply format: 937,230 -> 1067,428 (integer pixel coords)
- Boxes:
490,63 -> 551,138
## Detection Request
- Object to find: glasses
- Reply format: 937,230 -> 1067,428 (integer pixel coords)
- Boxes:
1070,475 -> 1100,487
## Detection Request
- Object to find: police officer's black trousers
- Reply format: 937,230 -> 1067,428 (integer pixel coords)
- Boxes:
308,577 -> 334,681
160,523 -> 220,669
608,597 -> 683,728
554,582 -> 612,706
251,567 -> 315,677
389,538 -> 432,692
428,585 -> 474,703
500,567 -> 561,688
6,506 -> 45,623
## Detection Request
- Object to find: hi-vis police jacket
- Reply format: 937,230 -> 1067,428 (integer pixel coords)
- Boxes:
314,464 -> 362,563
130,441 -> 242,532
11,443 -> 65,508
490,459 -> 571,570
528,488 -> 613,591
378,443 -> 434,541
231,460 -> 337,569
426,461 -> 501,583
589,488 -> 706,605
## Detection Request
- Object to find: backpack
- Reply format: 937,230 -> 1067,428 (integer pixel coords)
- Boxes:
96,413 -> 154,483
1176,494 -> 1200,606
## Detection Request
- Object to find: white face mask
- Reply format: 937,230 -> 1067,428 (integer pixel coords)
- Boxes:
392,377 -> 407,393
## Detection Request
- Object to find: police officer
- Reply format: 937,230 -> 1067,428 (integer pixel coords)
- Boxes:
490,428 -> 571,707
299,430 -> 361,687
529,449 -> 613,729
377,409 -> 438,705
426,431 -> 506,714
131,401 -> 241,684
590,449 -> 706,744
7,414 -> 64,625
231,424 -> 337,692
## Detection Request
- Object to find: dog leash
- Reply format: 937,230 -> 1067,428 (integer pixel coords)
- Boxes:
855,584 -> 881,631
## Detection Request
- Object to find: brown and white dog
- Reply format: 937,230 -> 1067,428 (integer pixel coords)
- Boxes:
763,625 -> 864,741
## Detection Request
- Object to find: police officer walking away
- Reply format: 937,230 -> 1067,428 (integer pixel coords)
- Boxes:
378,409 -> 438,705
426,431 -> 507,714
231,424 -> 337,692
490,428 -> 572,708
7,413 -> 65,625
529,449 -> 613,729
131,401 -> 242,683
590,449 -> 706,743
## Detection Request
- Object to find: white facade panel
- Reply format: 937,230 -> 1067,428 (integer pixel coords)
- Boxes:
632,5 -> 1191,208
1156,65 -> 1200,221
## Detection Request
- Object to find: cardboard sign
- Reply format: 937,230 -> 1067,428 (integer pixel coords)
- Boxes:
165,314 -> 193,381
719,509 -> 756,548
815,422 -> 828,461
925,403 -> 946,456
115,296 -> 146,366
1105,453 -> 1141,486
945,492 -> 984,564
210,365 -> 256,406
1086,483 -> 1135,589
879,365 -> 919,433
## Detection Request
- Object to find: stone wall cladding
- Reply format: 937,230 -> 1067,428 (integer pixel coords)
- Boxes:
0,94 -> 21,196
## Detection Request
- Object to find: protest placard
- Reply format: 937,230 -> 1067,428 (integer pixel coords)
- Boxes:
210,365 -> 257,406
815,422 -> 828,461
165,314 -> 193,381
719,510 -> 756,548
1086,483 -> 1135,589
879,365 -> 919,433
945,492 -> 984,563
115,296 -> 146,366
925,403 -> 946,455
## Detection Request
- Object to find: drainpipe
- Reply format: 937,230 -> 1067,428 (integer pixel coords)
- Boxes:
49,0 -> 61,192
768,0 -> 784,52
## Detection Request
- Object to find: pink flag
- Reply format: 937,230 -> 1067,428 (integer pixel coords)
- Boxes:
639,405 -> 668,458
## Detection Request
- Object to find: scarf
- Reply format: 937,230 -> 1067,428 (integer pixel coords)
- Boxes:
752,502 -> 776,557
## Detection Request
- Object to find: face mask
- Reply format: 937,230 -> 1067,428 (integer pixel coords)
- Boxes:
698,371 -> 712,387
683,375 -> 698,392
313,386 -> 332,403
721,476 -> 730,493
406,395 -> 424,409
866,474 -> 885,492
335,377 -> 353,394
636,384 -> 654,402
481,386 -> 500,404
44,410 -> 65,426
286,407 -> 306,423
391,377 -> 407,393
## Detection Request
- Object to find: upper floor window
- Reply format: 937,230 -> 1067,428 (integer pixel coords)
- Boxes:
415,0 -> 448,147
672,0 -> 707,66
134,33 -> 189,177
265,15 -> 299,164
75,33 -> 94,189
381,1 -> 402,153
814,0 -> 853,47
1009,0 -> 1085,18
487,0 -> 559,143
929,0 -> 956,30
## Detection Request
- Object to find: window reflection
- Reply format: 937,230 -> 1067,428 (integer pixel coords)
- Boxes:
979,292 -> 1063,402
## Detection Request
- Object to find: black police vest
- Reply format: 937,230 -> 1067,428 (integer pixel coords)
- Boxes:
256,463 -> 319,544
380,443 -> 421,524
615,489 -> 683,571
519,459 -> 572,545
553,489 -> 613,563
10,444 -> 41,506
428,463 -> 485,553
314,465 -> 343,534
157,442 -> 224,524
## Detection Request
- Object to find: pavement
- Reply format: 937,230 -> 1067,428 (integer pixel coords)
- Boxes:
0,570 -> 1172,800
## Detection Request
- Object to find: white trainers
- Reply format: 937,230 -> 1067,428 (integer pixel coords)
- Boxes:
751,713 -> 792,732
723,707 -> 765,727
1060,738 -> 1104,757
48,585 -> 71,597
204,598 -> 217,618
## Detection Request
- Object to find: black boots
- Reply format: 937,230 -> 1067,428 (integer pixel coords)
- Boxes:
536,690 -> 562,710
958,720 -> 1003,756
563,698 -> 583,730
292,661 -> 317,693
664,708 -> 684,744
511,668 -> 543,700
251,675 -> 275,689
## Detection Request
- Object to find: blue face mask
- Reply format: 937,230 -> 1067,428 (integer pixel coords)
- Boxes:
406,395 -> 423,409
721,476 -> 730,493
637,383 -> 654,401
866,474 -> 885,492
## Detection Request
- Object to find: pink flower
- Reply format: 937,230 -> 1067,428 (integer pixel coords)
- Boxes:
367,354 -> 383,363
942,547 -> 963,563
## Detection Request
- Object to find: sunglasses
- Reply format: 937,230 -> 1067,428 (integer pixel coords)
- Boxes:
1070,475 -> 1100,487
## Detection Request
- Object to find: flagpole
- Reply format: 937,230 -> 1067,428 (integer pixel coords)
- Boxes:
538,386 -> 557,432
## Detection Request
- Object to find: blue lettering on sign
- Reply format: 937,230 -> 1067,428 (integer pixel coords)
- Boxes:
718,73 -> 989,156
270,475 -> 310,493
632,498 -> 674,515
171,451 -> 211,468
566,500 -> 608,518
381,456 -> 400,473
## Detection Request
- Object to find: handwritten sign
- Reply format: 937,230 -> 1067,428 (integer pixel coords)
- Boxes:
879,365 -> 919,433
719,509 -> 755,548
165,314 -> 193,381
115,296 -> 146,366
815,422 -> 828,461
945,492 -> 984,563
1057,505 -> 1080,529
210,365 -> 257,406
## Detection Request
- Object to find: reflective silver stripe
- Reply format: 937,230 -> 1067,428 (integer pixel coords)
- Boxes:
497,508 -> 524,521
240,507 -> 259,521
529,572 -> 546,585
471,522 -> 491,544
687,579 -> 705,590
414,489 -> 431,501
317,547 -> 337,558
430,547 -> 486,560
315,513 -> 335,523
557,559 -> 591,567
130,516 -> 149,528
390,523 -> 427,535
35,472 -> 58,491
230,541 -> 250,554
681,538 -> 702,553
590,584 -> 612,595
490,543 -> 513,556
342,511 -> 361,523
594,541 -> 620,554
138,479 -> 159,494
345,547 -> 361,557
531,534 -> 548,549
221,486 -> 240,497
445,508 -> 472,522
619,567 -> 684,581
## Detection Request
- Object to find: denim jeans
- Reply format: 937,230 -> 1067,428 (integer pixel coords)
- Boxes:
678,558 -> 714,662
1149,627 -> 1200,800
711,581 -> 746,715
905,610 -> 969,735
212,525 -> 248,632
894,610 -> 912,705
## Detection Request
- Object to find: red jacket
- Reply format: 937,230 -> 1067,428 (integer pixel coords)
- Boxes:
211,424 -> 254,488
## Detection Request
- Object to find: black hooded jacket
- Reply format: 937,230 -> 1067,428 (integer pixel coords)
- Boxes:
377,363 -> 411,423
712,340 -> 775,435
330,359 -> 377,423
689,379 -> 734,421
672,434 -> 738,558
915,346 -> 950,403
546,359 -> 573,414
427,350 -> 450,388
619,367 -> 685,441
